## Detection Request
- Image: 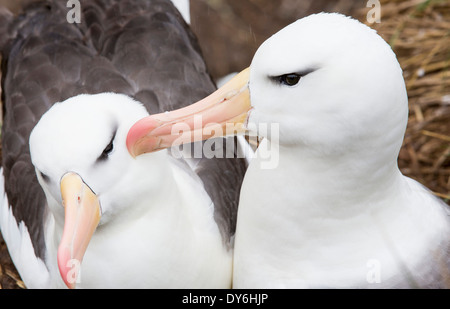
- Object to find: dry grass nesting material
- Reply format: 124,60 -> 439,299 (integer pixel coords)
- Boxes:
358,0 -> 450,204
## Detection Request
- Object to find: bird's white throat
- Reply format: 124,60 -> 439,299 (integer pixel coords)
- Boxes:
233,138 -> 447,288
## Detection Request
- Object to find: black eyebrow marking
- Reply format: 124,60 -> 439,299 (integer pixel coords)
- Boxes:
96,128 -> 117,163
269,68 -> 317,84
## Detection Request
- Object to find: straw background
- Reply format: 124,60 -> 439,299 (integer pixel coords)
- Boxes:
0,0 -> 448,289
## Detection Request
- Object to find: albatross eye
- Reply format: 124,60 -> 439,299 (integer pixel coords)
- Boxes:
273,69 -> 316,87
102,140 -> 114,156
97,133 -> 116,162
281,74 -> 301,86
278,73 -> 302,86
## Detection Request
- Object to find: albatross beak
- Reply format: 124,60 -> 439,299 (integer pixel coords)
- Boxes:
127,68 -> 251,157
58,172 -> 101,289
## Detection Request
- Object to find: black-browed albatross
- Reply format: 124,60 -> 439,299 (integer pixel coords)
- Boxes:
127,13 -> 450,288
0,0 -> 247,288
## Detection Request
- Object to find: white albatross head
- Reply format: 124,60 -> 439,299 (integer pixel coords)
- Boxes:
126,12 -> 408,164
29,92 -> 159,288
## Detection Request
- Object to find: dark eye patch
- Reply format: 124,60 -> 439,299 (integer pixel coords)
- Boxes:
271,68 -> 316,87
96,130 -> 116,163
278,73 -> 302,86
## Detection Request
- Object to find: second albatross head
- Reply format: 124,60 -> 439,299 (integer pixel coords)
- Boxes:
127,13 -> 408,161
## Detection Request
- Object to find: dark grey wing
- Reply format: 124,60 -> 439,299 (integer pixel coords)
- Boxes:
0,1 -> 135,260
1,3 -> 76,261
0,7 -> 13,50
85,0 -> 216,113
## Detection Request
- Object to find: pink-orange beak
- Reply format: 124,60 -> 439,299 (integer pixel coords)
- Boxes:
126,68 -> 252,157
58,172 -> 101,289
